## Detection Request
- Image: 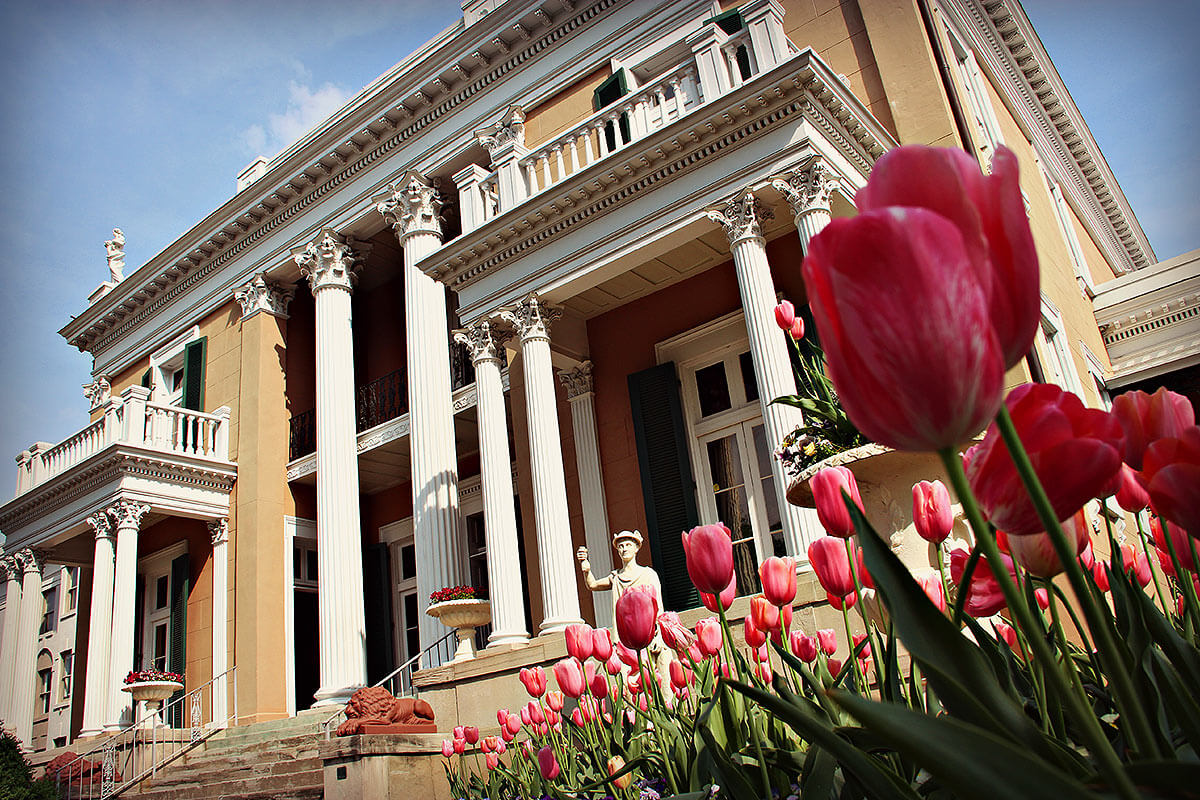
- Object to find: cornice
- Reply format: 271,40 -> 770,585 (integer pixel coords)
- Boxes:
938,0 -> 1153,273
429,50 -> 893,294
60,0 -> 622,357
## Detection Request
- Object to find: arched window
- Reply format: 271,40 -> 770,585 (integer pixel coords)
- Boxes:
35,649 -> 54,716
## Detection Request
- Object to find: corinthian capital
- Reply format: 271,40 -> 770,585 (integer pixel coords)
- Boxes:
83,376 -> 112,411
293,229 -> 365,293
474,105 -> 526,157
208,518 -> 229,546
235,273 -> 295,320
771,159 -> 838,218
86,510 -> 115,541
14,548 -> 46,576
557,361 -> 594,400
499,294 -> 560,342
0,554 -> 16,581
454,320 -> 509,364
375,171 -> 443,244
706,190 -> 774,247
109,499 -> 150,530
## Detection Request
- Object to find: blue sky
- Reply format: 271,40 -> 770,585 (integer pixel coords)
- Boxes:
0,0 -> 1196,493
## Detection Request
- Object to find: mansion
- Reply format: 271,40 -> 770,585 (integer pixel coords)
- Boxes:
0,0 -> 1178,766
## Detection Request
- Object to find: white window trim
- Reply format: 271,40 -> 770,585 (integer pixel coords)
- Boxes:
147,325 -> 200,405
944,22 -> 1004,162
1042,167 -> 1095,298
137,540 -> 188,672
1036,295 -> 1086,397
283,516 -> 316,718
1080,343 -> 1112,410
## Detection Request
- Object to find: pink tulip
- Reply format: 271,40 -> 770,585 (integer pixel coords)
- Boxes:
496,708 -> 509,727
1112,387 -> 1195,470
1003,508 -> 1092,579
606,652 -> 623,676
615,587 -> 658,650
670,659 -> 687,689
482,735 -> 497,753
808,536 -> 858,610
810,467 -> 864,538
1121,544 -> 1152,588
441,740 -> 454,759
545,690 -> 564,712
774,300 -> 796,331
591,627 -> 613,662
453,725 -> 464,740
565,624 -> 594,662
496,739 -> 507,755
1142,427 -> 1200,538
817,628 -> 837,656
1078,541 -> 1096,571
780,603 -> 793,634
696,617 -> 722,657
916,572 -> 947,613
537,746 -> 560,780
1092,560 -> 1111,592
950,546 -> 1013,617
790,631 -> 818,663
519,666 -> 547,698
452,738 -> 465,755
790,317 -> 805,340
553,657 -> 586,699
1035,588 -> 1050,610
1152,515 -> 1195,576
912,480 -> 954,544
1114,464 -> 1150,512
749,595 -> 781,632
486,752 -> 500,771
506,713 -> 521,736
590,671 -> 608,699
966,384 -> 1124,536
803,205 -> 1005,451
759,556 -> 797,606
519,706 -> 532,726
854,145 -> 1040,370
546,709 -> 561,727
681,523 -> 736,593
699,573 -> 738,612
828,658 -> 843,678
992,621 -> 1018,649
658,612 -> 695,653
571,708 -> 585,727
464,726 -> 479,745
852,633 -> 871,661
526,701 -> 544,725
743,615 -> 766,648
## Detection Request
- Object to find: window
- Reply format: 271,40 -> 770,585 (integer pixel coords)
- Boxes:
64,568 -> 78,613
946,26 -> 1003,164
40,587 -> 57,636
60,650 -> 73,701
1042,166 -> 1095,297
1034,297 -> 1085,396
294,543 -> 318,588
38,668 -> 52,714
146,326 -> 205,410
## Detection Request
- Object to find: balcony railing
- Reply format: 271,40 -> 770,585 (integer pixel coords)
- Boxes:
14,387 -> 231,498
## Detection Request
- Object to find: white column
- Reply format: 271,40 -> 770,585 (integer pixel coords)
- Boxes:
557,362 -> 614,630
707,190 -> 818,558
377,173 -> 468,663
11,548 -> 46,749
454,321 -> 528,646
208,518 -> 229,726
475,106 -> 529,212
500,295 -> 583,633
79,512 -> 116,737
771,159 -> 837,257
0,555 -> 23,731
107,499 -> 148,730
294,229 -> 369,705
741,0 -> 790,73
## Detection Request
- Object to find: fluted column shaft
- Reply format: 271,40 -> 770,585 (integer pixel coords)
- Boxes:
79,513 -> 116,737
108,500 -> 147,729
772,159 -> 837,260
209,519 -> 229,726
456,322 -> 527,645
502,296 -> 582,633
295,229 -> 368,705
708,192 -> 818,558
0,558 -> 24,734
377,174 -> 466,662
12,549 -> 45,749
559,363 -> 614,629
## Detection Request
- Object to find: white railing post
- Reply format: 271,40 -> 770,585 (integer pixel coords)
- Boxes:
121,385 -> 151,447
14,450 -> 32,495
741,0 -> 789,73
213,406 -> 231,460
687,23 -> 731,102
454,164 -> 493,234
26,442 -> 50,488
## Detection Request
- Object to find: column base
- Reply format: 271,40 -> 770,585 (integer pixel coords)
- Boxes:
538,616 -> 584,635
312,683 -> 365,708
487,631 -> 531,647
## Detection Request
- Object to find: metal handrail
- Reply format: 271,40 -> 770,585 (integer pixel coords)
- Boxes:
54,666 -> 237,800
321,630 -> 456,739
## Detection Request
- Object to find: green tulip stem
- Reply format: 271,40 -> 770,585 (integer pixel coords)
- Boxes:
1135,513 -> 1171,614
840,604 -> 865,695
636,649 -> 680,796
934,544 -> 953,619
993,405 -> 1164,759
843,533 -> 886,695
937,446 -> 1140,800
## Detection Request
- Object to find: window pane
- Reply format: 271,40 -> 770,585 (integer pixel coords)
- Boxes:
739,352 -> 759,403
696,362 -> 731,417
706,435 -> 758,594
403,593 -> 420,660
307,550 -> 319,583
706,436 -> 744,492
153,624 -> 168,670
155,576 -> 170,610
401,544 -> 416,581
293,547 -> 303,580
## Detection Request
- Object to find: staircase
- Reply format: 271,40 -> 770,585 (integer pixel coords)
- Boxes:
123,713 -> 326,800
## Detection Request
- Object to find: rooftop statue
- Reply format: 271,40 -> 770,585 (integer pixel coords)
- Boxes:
104,228 -> 126,282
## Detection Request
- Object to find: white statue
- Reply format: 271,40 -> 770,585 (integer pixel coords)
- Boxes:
105,228 -> 126,282
578,530 -> 664,627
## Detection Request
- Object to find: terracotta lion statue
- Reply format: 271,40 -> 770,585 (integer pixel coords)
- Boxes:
335,686 -> 437,735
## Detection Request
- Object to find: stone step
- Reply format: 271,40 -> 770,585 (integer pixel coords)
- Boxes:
128,767 -> 324,800
200,729 -> 326,755
138,754 -> 323,787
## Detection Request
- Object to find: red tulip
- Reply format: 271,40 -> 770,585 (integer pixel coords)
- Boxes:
992,621 -> 1018,649
916,572 -> 947,612
615,587 -> 658,650
1151,515 -> 1195,575
853,145 -> 1040,370
614,642 -> 639,669
743,614 -> 767,648
790,317 -> 805,340
519,706 -> 531,726
950,546 -> 1013,617
545,690 -> 564,712
780,603 -> 793,634
1111,387 -> 1195,470
1114,464 -> 1150,512
496,708 -> 509,727
1035,588 -> 1049,610
759,556 -> 797,606
486,752 -> 500,771
803,206 -> 1004,451
565,624 -> 593,662
1092,560 -> 1111,592
696,618 -> 722,657
453,738 -> 465,755
790,631 -> 818,663
828,658 -> 843,678
700,573 -> 738,612
808,536 -> 858,609
817,628 -> 837,656
537,746 -> 560,780
441,740 -> 454,758
669,659 -> 687,690
658,612 -> 695,653
589,670 -> 608,699
965,383 -> 1124,536
810,467 -> 864,538
453,725 -> 464,740
506,713 -> 521,736
1004,508 -> 1091,578
591,628 -> 613,662
749,595 -> 781,632
854,544 -> 874,590
1142,427 -> 1200,538
913,480 -> 954,543
553,658 -> 585,699
1121,544 -> 1152,588
774,300 -> 796,331
682,523 -> 735,594
519,666 -> 547,698
526,700 -> 544,725
482,735 -> 498,753
852,633 -> 871,660
1078,540 -> 1095,571
464,726 -> 479,745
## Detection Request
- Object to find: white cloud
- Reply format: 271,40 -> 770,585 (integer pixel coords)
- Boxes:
239,80 -> 354,158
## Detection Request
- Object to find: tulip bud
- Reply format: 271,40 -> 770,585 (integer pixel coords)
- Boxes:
817,628 -> 837,656
1034,587 -> 1049,610
608,755 -> 633,790
464,726 -> 479,745
700,573 -> 738,612
912,480 -> 954,543
682,523 -> 736,594
670,659 -> 686,689
565,624 -> 594,662
553,657 -> 586,699
519,706 -> 531,726
496,740 -> 507,755
852,633 -> 871,661
591,627 -> 613,662
774,300 -> 795,331
545,690 -> 564,712
759,556 -> 797,606
749,595 -> 781,632
537,746 -> 560,780
696,617 -> 722,657
519,666 -> 547,698
441,740 -> 454,759
453,738 -> 465,754
790,317 -> 805,340
992,621 -> 1018,649
496,708 -> 508,727
743,614 -> 766,648
590,671 -> 608,699
828,658 -> 843,679
790,631 -> 817,663
810,467 -> 864,538
616,589 -> 658,650
453,725 -> 464,740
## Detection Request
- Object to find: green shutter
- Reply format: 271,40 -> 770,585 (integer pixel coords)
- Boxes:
705,9 -> 745,34
167,553 -> 189,726
592,70 -> 631,149
362,543 -> 395,685
628,362 -> 699,612
141,369 -> 152,389
181,338 -> 207,411
133,576 -> 145,671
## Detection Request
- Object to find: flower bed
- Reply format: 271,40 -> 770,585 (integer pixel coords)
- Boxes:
124,669 -> 184,685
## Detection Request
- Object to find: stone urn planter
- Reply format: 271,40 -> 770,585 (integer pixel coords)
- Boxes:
787,443 -> 969,575
427,599 -> 492,663
122,680 -> 183,728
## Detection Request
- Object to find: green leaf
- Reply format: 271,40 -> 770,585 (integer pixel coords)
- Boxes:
801,742 -> 838,800
1113,760 -> 1200,799
830,691 -> 1096,800
696,723 -> 762,800
1147,650 -> 1200,758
